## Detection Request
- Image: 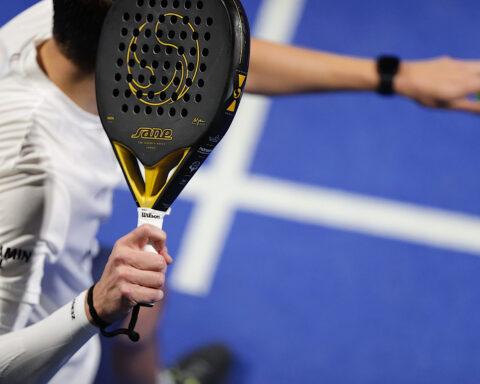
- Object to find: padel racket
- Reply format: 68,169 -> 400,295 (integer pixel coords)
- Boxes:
96,0 -> 250,339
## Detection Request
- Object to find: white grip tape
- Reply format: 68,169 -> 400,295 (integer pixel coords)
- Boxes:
137,207 -> 170,253
136,208 -> 170,307
142,243 -> 157,254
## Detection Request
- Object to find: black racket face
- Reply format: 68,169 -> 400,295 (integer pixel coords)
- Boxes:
97,0 -> 249,211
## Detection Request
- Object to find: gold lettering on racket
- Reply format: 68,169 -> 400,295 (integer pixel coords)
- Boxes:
131,127 -> 173,141
192,118 -> 206,126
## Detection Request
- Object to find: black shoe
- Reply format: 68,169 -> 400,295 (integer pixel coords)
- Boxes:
168,343 -> 232,384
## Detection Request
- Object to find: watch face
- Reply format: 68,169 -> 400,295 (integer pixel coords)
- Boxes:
378,56 -> 400,75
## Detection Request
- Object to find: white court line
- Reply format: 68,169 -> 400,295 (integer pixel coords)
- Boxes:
182,171 -> 480,256
169,0 -> 308,295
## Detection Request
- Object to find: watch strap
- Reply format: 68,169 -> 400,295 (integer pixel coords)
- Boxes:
377,55 -> 400,95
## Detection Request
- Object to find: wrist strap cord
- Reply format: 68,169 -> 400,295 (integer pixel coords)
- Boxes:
87,285 -> 140,342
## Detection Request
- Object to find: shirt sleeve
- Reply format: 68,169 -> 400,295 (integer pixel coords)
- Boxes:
0,170 -> 72,306
0,39 -> 7,78
0,298 -> 32,334
0,290 -> 97,384
0,0 -> 53,54
0,93 -> 71,305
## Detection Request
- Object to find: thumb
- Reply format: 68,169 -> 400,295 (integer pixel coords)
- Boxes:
447,98 -> 480,114
122,224 -> 167,250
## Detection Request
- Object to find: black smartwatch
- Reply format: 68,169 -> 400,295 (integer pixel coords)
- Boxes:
377,55 -> 400,95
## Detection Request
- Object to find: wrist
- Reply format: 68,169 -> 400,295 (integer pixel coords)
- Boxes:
392,61 -> 413,97
84,288 -> 95,326
323,56 -> 379,92
352,58 -> 379,91
85,284 -> 112,327
85,284 -> 141,342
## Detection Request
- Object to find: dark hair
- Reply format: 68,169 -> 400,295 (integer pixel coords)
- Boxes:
52,0 -> 113,73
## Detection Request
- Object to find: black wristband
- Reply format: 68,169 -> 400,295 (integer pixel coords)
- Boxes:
87,284 -> 141,342
87,284 -> 111,329
377,55 -> 400,95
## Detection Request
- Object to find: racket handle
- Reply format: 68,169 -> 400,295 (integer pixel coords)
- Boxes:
142,243 -> 158,254
137,207 -> 170,250
136,207 -> 170,307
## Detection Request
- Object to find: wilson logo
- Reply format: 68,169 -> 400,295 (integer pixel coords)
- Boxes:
141,212 -> 162,220
0,245 -> 33,269
131,127 -> 173,141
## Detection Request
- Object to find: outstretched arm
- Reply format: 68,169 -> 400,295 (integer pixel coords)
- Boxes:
247,39 -> 480,114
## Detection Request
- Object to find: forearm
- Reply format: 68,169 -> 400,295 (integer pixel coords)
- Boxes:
246,40 -> 480,114
246,39 -> 379,95
0,290 -> 97,384
112,300 -> 165,384
113,337 -> 158,384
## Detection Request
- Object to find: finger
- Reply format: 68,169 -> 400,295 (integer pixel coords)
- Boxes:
120,266 -> 165,289
463,76 -> 480,94
129,284 -> 165,304
156,244 -> 172,263
153,238 -> 169,254
122,224 -> 167,250
118,248 -> 167,272
110,246 -> 167,272
159,247 -> 173,264
448,98 -> 480,114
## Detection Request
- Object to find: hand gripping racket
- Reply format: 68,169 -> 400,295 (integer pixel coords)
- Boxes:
96,0 -> 250,341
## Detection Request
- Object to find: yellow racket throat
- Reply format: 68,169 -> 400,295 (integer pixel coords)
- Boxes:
113,142 -> 190,209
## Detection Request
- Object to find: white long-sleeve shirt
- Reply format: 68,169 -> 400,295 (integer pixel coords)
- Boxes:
0,1 -> 122,382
